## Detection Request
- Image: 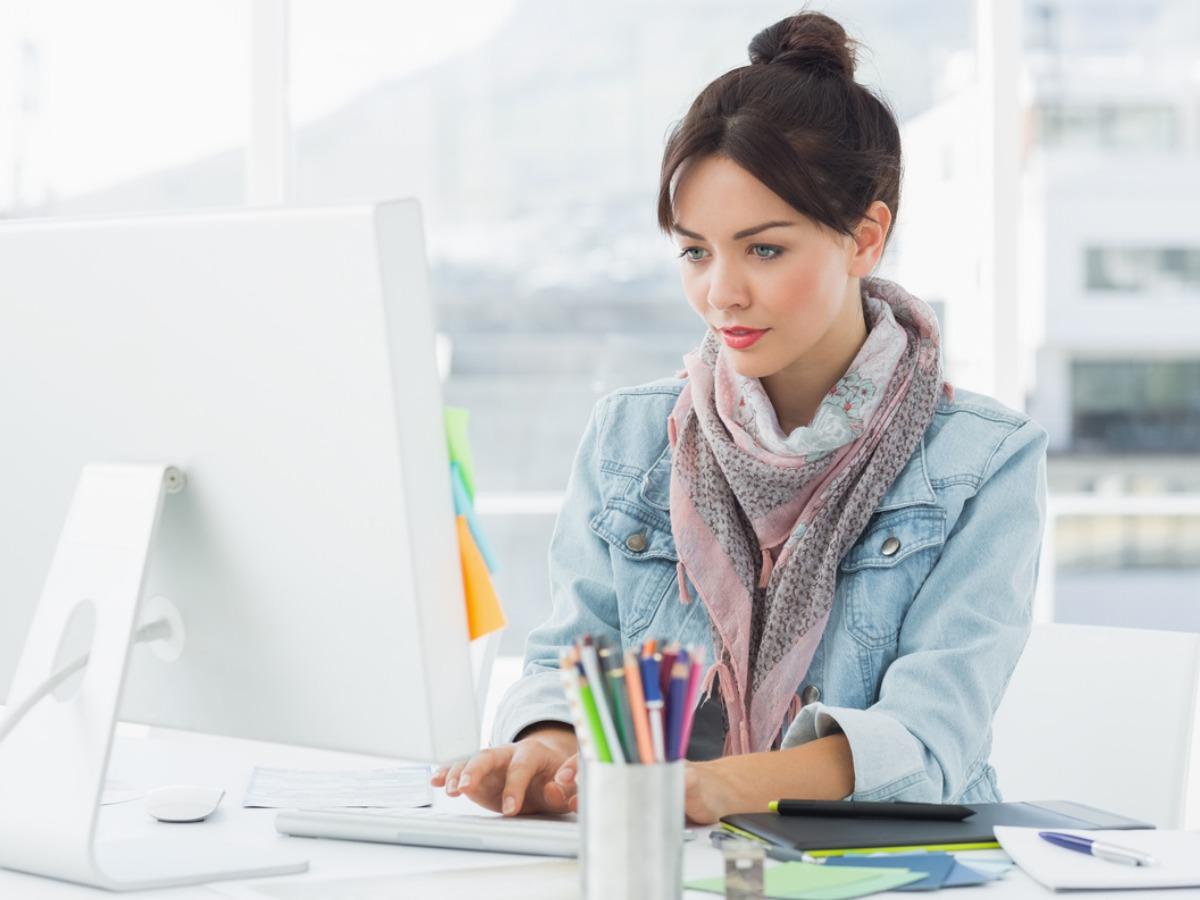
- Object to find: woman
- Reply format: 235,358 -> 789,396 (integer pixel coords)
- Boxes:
432,10 -> 1046,825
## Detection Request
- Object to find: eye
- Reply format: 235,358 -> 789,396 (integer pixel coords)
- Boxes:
677,247 -> 707,263
751,244 -> 783,260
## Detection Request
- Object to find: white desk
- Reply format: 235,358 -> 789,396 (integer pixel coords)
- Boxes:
0,727 -> 1179,899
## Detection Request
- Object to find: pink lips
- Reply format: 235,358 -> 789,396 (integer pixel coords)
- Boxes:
720,327 -> 768,350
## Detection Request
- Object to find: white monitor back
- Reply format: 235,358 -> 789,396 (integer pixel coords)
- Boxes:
0,201 -> 479,763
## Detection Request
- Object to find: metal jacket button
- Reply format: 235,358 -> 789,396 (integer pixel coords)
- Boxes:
625,532 -> 648,553
881,535 -> 901,557
801,684 -> 821,705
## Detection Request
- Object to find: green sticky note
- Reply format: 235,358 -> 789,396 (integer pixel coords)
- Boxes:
686,861 -> 923,900
443,407 -> 475,502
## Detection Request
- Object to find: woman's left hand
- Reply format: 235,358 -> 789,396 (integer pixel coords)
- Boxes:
683,760 -> 740,825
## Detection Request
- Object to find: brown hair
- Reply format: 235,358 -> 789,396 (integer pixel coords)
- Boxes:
657,9 -> 902,252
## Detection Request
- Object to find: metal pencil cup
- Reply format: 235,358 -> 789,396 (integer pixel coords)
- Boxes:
579,758 -> 686,900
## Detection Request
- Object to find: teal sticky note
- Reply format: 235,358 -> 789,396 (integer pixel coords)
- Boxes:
823,853 -> 956,891
450,462 -> 498,573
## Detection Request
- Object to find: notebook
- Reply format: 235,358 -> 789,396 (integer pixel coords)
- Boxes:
995,827 -> 1200,891
720,800 -> 1153,855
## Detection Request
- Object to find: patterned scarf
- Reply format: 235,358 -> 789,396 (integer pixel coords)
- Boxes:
667,277 -> 946,755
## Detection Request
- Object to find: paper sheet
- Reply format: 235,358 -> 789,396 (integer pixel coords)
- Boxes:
687,861 -> 923,899
242,766 -> 433,810
994,826 -> 1200,891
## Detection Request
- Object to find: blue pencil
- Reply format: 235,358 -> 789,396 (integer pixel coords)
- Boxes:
640,654 -> 665,762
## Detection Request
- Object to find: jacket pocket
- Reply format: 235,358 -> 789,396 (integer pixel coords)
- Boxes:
839,506 -> 945,650
589,499 -> 679,639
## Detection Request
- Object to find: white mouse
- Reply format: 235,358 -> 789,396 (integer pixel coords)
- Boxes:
144,785 -> 225,823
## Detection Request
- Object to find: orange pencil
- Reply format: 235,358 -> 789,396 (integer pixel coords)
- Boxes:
622,649 -> 655,764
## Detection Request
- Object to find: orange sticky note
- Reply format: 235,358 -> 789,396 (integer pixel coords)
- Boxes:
457,515 -> 506,639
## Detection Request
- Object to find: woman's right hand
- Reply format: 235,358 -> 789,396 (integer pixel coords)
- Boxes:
430,724 -> 579,816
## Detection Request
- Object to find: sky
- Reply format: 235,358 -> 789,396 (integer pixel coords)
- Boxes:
0,0 -> 515,198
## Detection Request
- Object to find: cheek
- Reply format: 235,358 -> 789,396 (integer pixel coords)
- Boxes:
764,263 -> 840,324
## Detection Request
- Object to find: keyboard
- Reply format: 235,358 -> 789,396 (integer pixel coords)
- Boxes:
275,807 -> 580,857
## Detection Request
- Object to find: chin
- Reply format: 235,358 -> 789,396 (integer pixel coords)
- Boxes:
727,353 -> 778,380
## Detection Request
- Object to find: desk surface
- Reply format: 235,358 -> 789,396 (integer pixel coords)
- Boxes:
0,727 -> 1179,899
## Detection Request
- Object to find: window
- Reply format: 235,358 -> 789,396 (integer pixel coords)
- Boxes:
1034,101 -> 1180,150
1071,360 -> 1200,453
0,2 -> 249,218
1086,246 -> 1200,295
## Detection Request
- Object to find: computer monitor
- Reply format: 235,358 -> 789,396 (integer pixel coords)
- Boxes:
0,201 -> 481,889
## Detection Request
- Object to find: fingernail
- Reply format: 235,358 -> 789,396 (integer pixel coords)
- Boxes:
556,768 -> 574,784
502,796 -> 515,815
446,777 -> 457,793
433,768 -> 447,780
458,772 -> 471,789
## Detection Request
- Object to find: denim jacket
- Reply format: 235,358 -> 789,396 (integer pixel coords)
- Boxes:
492,376 -> 1048,804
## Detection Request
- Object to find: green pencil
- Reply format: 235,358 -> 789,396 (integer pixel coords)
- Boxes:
576,662 -> 613,763
606,661 -> 638,764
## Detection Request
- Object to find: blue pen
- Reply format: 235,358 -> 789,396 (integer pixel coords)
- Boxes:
640,654 -> 665,763
1038,832 -> 1156,867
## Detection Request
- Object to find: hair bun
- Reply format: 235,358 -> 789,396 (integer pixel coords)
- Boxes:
748,12 -> 857,80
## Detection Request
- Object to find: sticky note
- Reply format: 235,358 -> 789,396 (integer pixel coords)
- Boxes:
444,407 -> 476,503
457,516 -> 506,639
686,861 -> 923,899
450,462 -> 498,573
823,853 -> 957,891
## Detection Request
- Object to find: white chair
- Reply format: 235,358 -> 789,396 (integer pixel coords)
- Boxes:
991,623 -> 1200,828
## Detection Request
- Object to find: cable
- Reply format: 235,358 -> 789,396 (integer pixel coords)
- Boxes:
0,617 -> 173,744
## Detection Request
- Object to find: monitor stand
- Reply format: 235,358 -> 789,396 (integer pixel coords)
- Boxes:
0,463 -> 308,891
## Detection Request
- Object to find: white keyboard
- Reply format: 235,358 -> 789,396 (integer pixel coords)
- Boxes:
275,807 -> 580,857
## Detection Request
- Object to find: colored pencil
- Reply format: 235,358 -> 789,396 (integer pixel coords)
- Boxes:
660,642 -> 679,695
665,651 -> 690,761
623,649 -> 655,764
579,636 -> 626,767
677,646 -> 706,760
600,647 -> 636,763
575,661 -> 612,763
641,653 -> 666,763
559,649 -> 596,762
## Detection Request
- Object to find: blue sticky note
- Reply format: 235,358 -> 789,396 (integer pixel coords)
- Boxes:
450,462 -> 498,573
823,853 -> 957,891
941,860 -> 999,887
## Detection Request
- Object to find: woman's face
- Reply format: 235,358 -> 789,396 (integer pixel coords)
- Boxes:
670,154 -> 863,380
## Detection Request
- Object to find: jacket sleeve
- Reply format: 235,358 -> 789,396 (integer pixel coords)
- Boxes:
489,394 -> 623,747
781,418 -> 1049,801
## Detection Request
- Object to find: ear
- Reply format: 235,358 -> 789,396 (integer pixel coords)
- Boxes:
847,200 -> 892,277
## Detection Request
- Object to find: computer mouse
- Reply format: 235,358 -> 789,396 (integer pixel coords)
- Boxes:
144,785 -> 225,823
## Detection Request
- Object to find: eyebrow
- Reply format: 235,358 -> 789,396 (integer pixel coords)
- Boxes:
671,220 -> 796,241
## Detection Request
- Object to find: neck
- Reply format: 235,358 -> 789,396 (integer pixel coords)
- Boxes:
761,280 -> 868,434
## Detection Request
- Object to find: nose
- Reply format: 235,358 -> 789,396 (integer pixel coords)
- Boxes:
706,258 -> 750,312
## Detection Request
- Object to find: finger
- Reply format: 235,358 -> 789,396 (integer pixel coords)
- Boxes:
500,751 -> 545,816
553,753 -> 579,787
458,746 -> 511,795
430,766 -> 449,786
443,759 -> 469,796
540,779 -> 571,814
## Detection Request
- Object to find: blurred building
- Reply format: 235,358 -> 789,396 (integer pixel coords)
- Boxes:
895,0 -> 1200,630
